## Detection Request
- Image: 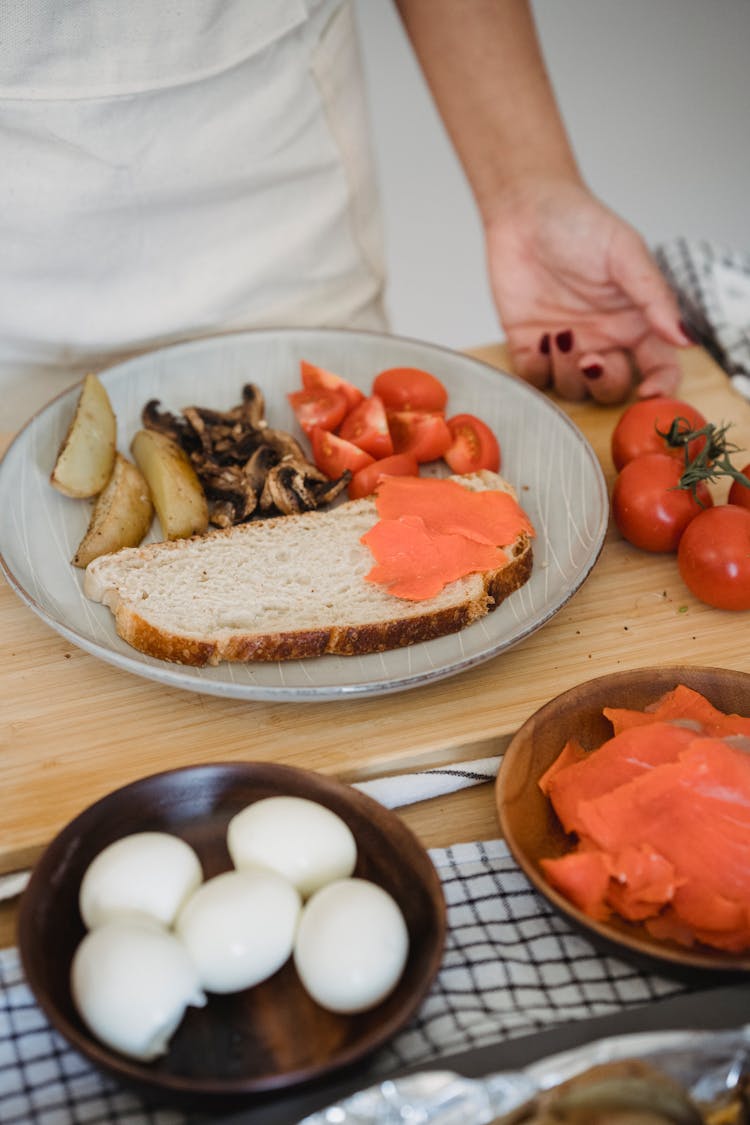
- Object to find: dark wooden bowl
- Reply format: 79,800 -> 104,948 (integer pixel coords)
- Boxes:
496,665 -> 750,974
18,762 -> 446,1106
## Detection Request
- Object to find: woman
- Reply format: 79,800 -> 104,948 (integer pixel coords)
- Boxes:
0,0 -> 688,429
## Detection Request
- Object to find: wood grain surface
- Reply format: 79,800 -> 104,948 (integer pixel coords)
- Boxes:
2,343 -> 750,927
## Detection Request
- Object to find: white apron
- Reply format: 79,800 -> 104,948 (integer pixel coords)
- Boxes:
0,0 -> 387,429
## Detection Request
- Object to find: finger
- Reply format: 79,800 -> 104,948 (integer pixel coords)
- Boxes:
638,368 -> 681,398
550,329 -> 588,401
506,330 -> 552,390
578,350 -> 633,405
609,227 -> 691,347
631,334 -> 683,398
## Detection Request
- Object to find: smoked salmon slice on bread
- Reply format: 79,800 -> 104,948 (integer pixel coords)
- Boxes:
83,470 -> 533,665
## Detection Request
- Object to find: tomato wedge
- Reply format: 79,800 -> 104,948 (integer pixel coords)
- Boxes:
444,413 -> 501,474
288,388 -> 349,437
338,394 -> 394,459
310,428 -> 374,478
348,452 -> 419,500
373,367 -> 448,412
300,360 -> 365,412
387,410 -> 452,463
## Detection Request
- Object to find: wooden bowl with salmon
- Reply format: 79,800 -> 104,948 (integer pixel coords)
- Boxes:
496,665 -> 750,973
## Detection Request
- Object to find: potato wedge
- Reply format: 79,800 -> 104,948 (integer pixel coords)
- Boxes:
50,373 -> 117,498
72,454 -> 154,568
131,428 -> 209,540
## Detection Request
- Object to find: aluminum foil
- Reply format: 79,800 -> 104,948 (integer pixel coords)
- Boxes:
299,1026 -> 750,1124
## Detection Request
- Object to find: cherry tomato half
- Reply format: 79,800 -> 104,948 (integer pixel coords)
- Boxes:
311,428 -> 374,478
300,359 -> 365,412
287,388 -> 349,437
610,397 -> 707,472
348,452 -> 419,500
387,410 -> 452,463
443,413 -> 501,474
338,394 -> 394,459
372,367 -> 448,413
677,504 -> 750,610
728,463 -> 750,512
611,452 -> 713,553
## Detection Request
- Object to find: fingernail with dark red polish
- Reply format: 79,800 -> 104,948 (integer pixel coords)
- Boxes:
539,333 -> 550,355
679,319 -> 697,343
556,330 -> 574,353
582,364 -> 603,380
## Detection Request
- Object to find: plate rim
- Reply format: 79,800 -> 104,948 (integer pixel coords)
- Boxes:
0,325 -> 609,702
17,759 -> 448,1099
496,663 -> 750,974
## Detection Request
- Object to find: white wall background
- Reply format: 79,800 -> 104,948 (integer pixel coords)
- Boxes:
354,0 -> 750,351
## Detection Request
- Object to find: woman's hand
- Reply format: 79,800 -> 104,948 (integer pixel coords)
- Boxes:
394,0 -> 690,403
485,179 -> 690,403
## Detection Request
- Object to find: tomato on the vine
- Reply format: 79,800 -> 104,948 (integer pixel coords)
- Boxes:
677,504 -> 750,610
610,397 -> 707,472
611,452 -> 712,553
728,463 -> 750,512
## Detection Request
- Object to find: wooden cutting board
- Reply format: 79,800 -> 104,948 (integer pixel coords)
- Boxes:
2,344 -> 750,876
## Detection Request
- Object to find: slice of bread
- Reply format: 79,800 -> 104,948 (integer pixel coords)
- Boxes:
83,470 -> 533,665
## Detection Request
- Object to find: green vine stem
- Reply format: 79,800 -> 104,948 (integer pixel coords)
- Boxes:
656,417 -> 750,499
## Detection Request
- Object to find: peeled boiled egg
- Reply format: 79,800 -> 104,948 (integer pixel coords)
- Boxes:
227,796 -> 357,898
293,878 -> 409,1013
71,918 -> 206,1061
79,831 -> 202,930
176,868 -> 301,994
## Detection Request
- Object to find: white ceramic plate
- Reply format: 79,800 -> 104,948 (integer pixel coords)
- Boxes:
0,328 -> 608,701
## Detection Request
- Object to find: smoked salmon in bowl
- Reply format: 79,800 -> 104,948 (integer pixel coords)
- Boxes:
496,665 -> 750,973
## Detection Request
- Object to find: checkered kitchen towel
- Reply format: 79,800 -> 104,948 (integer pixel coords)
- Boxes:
656,237 -> 750,400
0,839 -> 690,1125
